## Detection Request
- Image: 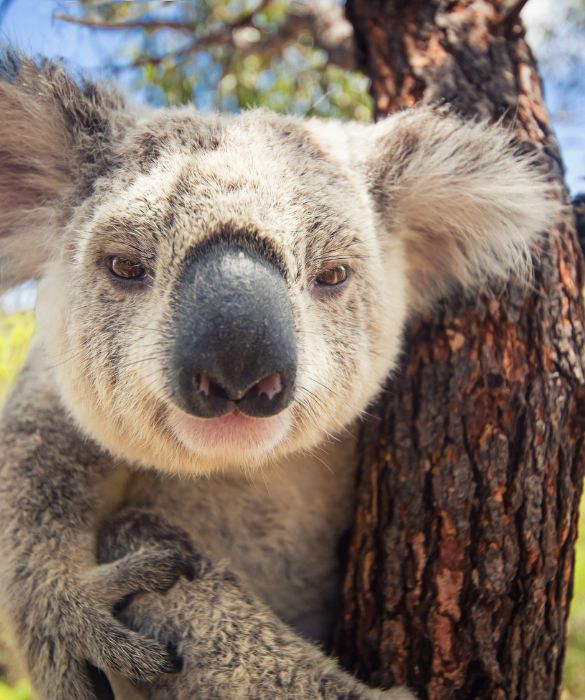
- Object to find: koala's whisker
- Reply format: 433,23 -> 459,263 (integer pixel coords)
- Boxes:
295,404 -> 323,435
108,382 -> 168,425
294,382 -> 329,409
120,339 -> 166,353
316,244 -> 362,254
65,303 -> 105,317
299,376 -> 374,428
47,345 -> 132,372
45,348 -> 89,370
123,321 -> 164,332
132,367 -> 168,387
302,375 -> 336,397
314,253 -> 373,264
119,342 -> 167,355
114,355 -> 167,371
110,362 -> 165,388
88,349 -> 167,373
295,394 -> 350,439
314,254 -> 356,262
296,387 -> 329,414
108,239 -> 148,257
302,407 -> 348,442
306,449 -> 334,475
305,442 -> 333,462
291,392 -> 319,417
321,412 -> 353,438
125,333 -> 166,342
258,468 -> 273,497
304,377 -> 376,421
314,244 -> 373,259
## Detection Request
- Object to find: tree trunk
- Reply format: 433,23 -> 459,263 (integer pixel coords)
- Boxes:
335,2 -> 585,699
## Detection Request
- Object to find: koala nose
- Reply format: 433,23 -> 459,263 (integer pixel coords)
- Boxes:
172,243 -> 297,419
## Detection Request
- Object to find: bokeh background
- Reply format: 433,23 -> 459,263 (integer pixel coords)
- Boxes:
0,1 -> 583,698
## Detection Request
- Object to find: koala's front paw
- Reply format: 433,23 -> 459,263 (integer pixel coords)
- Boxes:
19,573 -> 184,700
17,512 -> 198,700
95,508 -> 203,600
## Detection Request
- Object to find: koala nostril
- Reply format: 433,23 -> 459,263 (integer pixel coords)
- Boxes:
251,372 -> 282,402
195,372 -> 229,401
236,371 -> 290,418
198,372 -> 210,398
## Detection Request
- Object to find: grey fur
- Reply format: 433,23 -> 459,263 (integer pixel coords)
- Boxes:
0,55 -> 560,699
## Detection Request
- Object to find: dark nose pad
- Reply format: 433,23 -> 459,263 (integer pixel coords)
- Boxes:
172,243 -> 297,420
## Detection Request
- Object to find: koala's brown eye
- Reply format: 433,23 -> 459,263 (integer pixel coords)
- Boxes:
315,265 -> 348,287
108,256 -> 147,281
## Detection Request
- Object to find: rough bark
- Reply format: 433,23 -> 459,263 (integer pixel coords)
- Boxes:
336,2 -> 585,700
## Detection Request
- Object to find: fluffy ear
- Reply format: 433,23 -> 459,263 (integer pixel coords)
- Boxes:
360,108 -> 561,313
0,52 -> 128,291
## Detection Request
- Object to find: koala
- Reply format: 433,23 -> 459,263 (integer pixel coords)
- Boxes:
0,54 -> 559,700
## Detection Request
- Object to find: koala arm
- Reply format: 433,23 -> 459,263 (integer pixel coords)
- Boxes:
0,361 -> 189,700
100,510 -> 416,700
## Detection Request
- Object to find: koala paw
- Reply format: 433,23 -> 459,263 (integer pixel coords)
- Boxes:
19,510 -> 200,700
96,509 -> 204,603
89,508 -> 203,658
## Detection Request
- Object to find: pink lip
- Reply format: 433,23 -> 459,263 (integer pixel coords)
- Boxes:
169,407 -> 290,456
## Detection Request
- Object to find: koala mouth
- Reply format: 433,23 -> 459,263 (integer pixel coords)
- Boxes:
168,404 -> 291,459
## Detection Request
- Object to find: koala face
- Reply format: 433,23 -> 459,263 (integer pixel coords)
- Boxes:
0,55 -> 559,474
37,110 -> 406,472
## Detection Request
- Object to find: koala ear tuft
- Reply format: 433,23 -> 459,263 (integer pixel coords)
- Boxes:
360,108 -> 562,314
0,51 -> 129,291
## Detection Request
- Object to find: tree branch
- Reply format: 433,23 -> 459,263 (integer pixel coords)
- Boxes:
58,1 -> 358,74
53,14 -> 196,34
493,0 -> 531,28
233,1 -> 357,71
56,0 -> 271,37
130,0 -> 272,67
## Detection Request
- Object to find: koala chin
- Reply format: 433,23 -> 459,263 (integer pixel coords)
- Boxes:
0,53 -> 560,700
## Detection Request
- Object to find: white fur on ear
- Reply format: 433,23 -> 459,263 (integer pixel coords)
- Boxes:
0,52 -> 127,291
361,108 -> 562,313
0,75 -> 72,290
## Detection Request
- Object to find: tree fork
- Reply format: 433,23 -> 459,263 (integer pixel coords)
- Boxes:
336,2 -> 585,699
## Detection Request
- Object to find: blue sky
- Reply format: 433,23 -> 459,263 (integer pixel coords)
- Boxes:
0,0 -> 137,91
2,1 -> 110,70
0,0 -> 583,191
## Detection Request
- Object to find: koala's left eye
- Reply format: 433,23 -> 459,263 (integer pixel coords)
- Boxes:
315,265 -> 348,287
107,256 -> 147,281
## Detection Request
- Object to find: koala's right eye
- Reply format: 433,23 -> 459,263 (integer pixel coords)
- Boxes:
107,256 -> 147,281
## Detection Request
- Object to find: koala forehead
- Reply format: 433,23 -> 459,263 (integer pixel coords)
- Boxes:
85,108 -> 375,276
